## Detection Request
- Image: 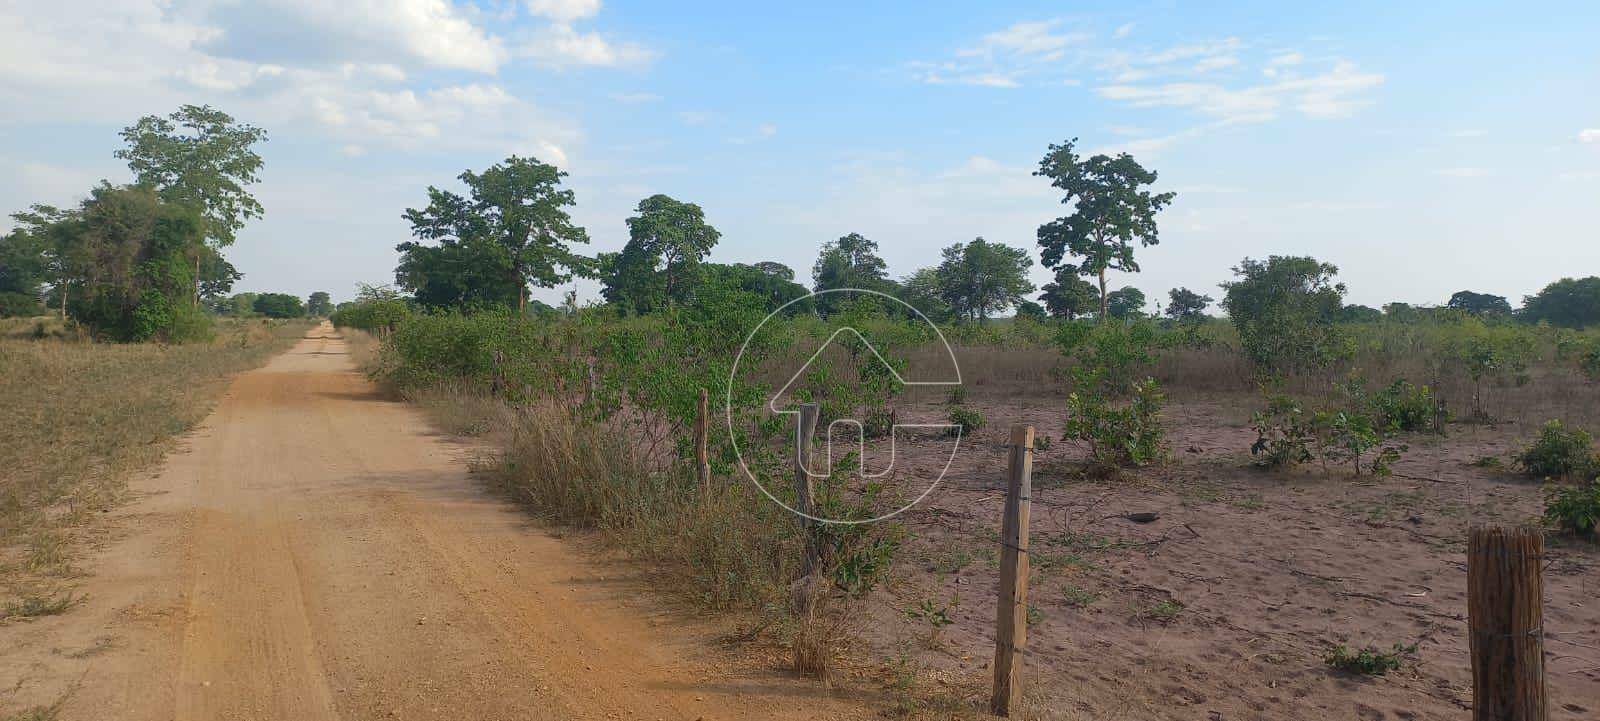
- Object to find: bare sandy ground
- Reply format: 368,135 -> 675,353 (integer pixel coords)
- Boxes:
0,323 -> 877,720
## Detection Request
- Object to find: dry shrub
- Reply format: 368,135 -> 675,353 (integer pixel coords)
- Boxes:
405,383 -> 517,437
789,582 -> 849,682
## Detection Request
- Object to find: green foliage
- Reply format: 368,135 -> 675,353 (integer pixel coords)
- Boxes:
812,233 -> 895,315
933,237 -> 1035,322
1325,643 -> 1416,676
1439,318 -> 1534,420
250,293 -> 304,318
1446,290 -> 1512,316
1039,267 -> 1098,319
1544,481 -> 1600,538
329,286 -> 412,334
0,291 -> 42,318
1250,393 -> 1316,468
116,104 -> 267,249
601,194 -> 722,313
1104,286 -> 1146,320
398,155 -> 590,311
1014,300 -> 1047,320
1521,276 -> 1600,328
946,405 -> 984,437
1221,255 -> 1351,372
1163,287 -> 1212,321
1065,377 -> 1166,471
1056,318 -> 1163,395
1516,420 -> 1597,479
1034,138 -> 1174,319
904,598 -> 956,627
1578,342 -> 1600,383
306,291 -> 332,317
1368,378 -> 1445,434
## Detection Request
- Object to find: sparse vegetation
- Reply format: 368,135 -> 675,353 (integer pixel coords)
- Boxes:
1544,480 -> 1600,538
1516,420 -> 1597,479
1324,643 -> 1417,676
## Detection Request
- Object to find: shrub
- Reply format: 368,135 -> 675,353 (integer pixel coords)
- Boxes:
1250,393 -> 1315,468
1579,342 -> 1600,383
1369,379 -> 1445,433
1065,378 -> 1166,470
1544,481 -> 1600,538
1325,643 -> 1416,676
1516,420 -> 1597,479
0,291 -> 42,318
946,405 -> 984,437
1220,255 -> 1351,372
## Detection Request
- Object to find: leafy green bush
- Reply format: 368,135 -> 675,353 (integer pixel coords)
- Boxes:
1065,378 -> 1166,470
1250,394 -> 1315,468
1325,643 -> 1416,676
0,291 -> 42,318
1544,481 -> 1600,538
1369,379 -> 1445,433
1516,420 -> 1597,479
946,405 -> 984,437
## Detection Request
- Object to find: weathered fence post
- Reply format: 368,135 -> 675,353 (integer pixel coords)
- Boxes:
695,388 -> 711,490
1468,525 -> 1547,721
991,424 -> 1034,717
794,403 -> 821,577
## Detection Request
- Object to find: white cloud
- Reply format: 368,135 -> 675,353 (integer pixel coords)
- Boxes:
758,123 -> 778,138
520,22 -> 652,68
1268,52 -> 1303,67
1113,23 -> 1134,39
525,0 -> 602,22
1580,128 -> 1600,143
1097,59 -> 1382,123
960,20 -> 1079,59
911,19 -> 1086,88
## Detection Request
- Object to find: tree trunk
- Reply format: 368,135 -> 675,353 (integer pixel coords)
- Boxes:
194,253 -> 201,308
1097,267 -> 1108,322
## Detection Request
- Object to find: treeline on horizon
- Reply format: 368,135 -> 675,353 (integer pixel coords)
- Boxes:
2,104 -> 1598,344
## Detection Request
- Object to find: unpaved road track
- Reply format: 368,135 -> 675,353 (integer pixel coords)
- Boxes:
2,324 -> 875,720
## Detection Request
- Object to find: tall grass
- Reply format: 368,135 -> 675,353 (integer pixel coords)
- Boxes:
0,318 -> 313,589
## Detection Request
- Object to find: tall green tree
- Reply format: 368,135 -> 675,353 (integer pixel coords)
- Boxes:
933,237 -> 1035,322
0,224 -> 49,316
306,291 -> 333,317
1520,277 -> 1600,327
399,156 -> 590,312
897,267 -> 953,321
1039,268 -> 1098,319
601,194 -> 721,313
1105,286 -> 1147,320
1034,138 -> 1174,320
1446,290 -> 1513,317
1221,255 -> 1349,371
1163,287 -> 1213,321
253,292 -> 305,318
812,232 -> 893,315
117,105 -> 267,304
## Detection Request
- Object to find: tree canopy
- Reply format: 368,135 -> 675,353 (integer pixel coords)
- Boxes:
253,292 -> 306,318
1221,255 -> 1349,371
812,232 -> 894,315
601,194 -> 721,314
1446,290 -> 1512,316
933,237 -> 1035,322
116,104 -> 267,250
1520,277 -> 1600,327
1034,138 -> 1174,320
307,291 -> 333,317
1163,287 -> 1213,321
1039,268 -> 1098,319
1105,286 -> 1147,320
399,156 -> 590,311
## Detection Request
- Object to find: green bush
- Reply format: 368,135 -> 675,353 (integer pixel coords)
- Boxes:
946,405 -> 984,437
1250,394 -> 1315,468
1065,378 -> 1166,470
1516,420 -> 1597,479
1544,481 -> 1600,538
1369,379 -> 1445,433
1325,643 -> 1416,676
0,291 -> 42,318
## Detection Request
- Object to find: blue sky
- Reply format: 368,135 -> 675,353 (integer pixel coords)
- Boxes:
1,0 -> 1596,311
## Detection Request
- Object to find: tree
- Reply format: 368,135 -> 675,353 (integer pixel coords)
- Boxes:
696,263 -> 811,313
1034,138 -> 1174,320
1105,286 -> 1147,320
751,261 -> 795,281
399,156 -> 590,312
1014,300 -> 1048,320
812,233 -> 894,315
253,292 -> 305,318
1340,304 -> 1383,323
898,267 -> 953,321
933,237 -> 1035,322
117,105 -> 267,305
1521,277 -> 1600,327
601,195 -> 721,314
1221,256 -> 1349,371
1447,290 -> 1512,317
1039,268 -> 1098,319
0,225 -> 47,317
306,291 -> 333,317
1163,287 -> 1212,322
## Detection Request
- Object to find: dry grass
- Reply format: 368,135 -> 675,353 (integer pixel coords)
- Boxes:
0,317 -> 312,595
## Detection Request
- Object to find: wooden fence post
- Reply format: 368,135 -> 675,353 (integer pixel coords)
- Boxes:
794,403 -> 821,577
991,424 -> 1034,717
1468,525 -> 1547,721
695,388 -> 711,490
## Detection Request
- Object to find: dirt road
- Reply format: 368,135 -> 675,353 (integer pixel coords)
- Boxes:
1,324 -> 875,720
